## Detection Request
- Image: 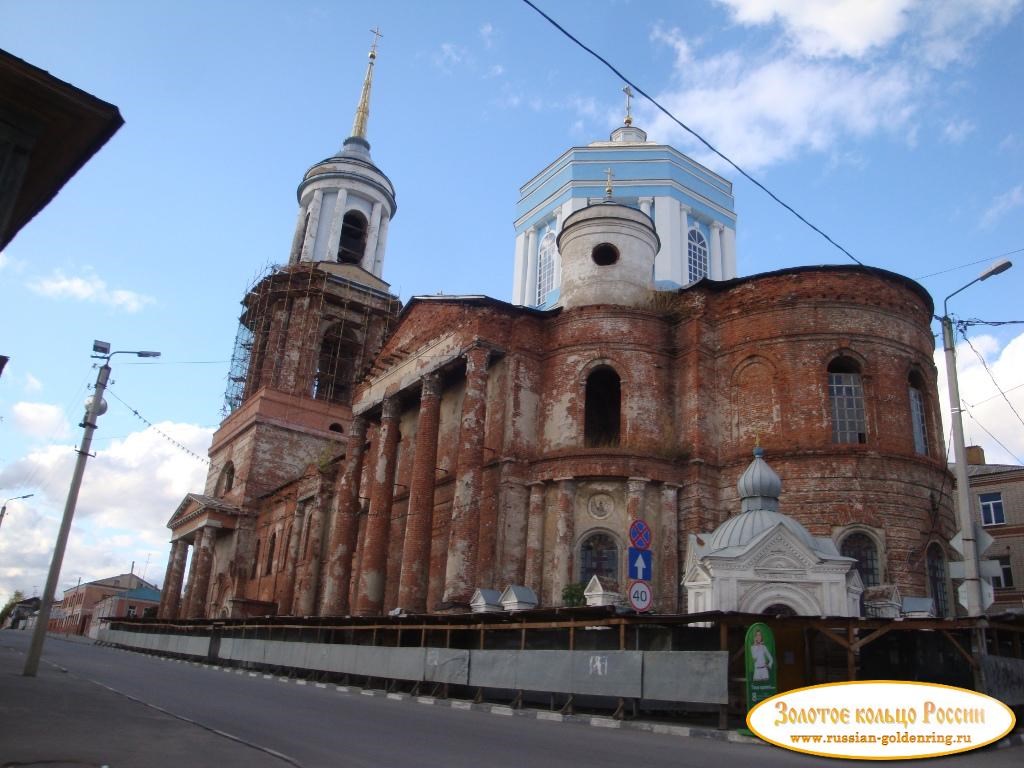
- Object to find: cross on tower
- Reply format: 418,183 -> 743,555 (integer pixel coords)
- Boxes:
604,167 -> 614,200
369,27 -> 383,56
623,85 -> 634,126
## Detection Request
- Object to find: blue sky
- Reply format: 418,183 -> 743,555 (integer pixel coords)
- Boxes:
1,0 -> 1022,605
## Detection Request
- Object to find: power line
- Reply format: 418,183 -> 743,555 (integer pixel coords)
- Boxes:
957,326 -> 1024,430
520,0 -> 864,267
961,404 -> 1023,465
105,388 -> 210,466
916,246 -> 1024,280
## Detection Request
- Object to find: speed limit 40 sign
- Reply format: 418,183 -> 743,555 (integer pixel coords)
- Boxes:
628,580 -> 653,612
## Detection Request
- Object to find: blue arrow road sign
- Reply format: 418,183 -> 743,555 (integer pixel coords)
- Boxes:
628,548 -> 652,581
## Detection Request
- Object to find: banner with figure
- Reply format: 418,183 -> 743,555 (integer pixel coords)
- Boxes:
745,622 -> 777,710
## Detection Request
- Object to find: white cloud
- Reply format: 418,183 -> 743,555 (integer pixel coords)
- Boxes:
0,422 -> 214,603
486,64 -> 505,78
912,0 -> 1022,68
643,32 -> 915,170
717,0 -> 913,58
935,331 -> 1024,465
480,22 -> 495,48
998,133 -> 1022,153
23,373 -> 42,393
434,42 -> 466,73
10,402 -> 70,440
28,269 -> 154,313
981,184 -> 1024,229
942,118 -> 975,144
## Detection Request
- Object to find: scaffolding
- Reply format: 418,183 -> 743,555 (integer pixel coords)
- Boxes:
221,262 -> 400,417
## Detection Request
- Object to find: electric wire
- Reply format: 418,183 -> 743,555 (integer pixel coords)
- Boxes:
956,326 -> 1024,430
916,246 -> 1024,280
520,0 -> 864,267
105,388 -> 211,466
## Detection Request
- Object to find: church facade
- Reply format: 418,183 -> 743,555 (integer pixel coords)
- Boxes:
159,45 -> 957,621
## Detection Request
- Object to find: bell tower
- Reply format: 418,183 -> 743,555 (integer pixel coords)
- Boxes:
211,32 -> 401,504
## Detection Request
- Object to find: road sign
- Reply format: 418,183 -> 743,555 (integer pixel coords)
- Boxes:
950,524 -> 995,558
627,580 -> 653,612
628,548 -> 652,581
957,579 -> 994,611
629,519 -> 652,550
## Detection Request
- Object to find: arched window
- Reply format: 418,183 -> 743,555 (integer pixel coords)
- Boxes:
840,532 -> 880,587
926,543 -> 949,617
828,357 -> 866,444
338,210 -> 368,264
763,603 -> 797,617
217,462 -> 235,496
314,323 -> 360,404
585,366 -> 621,447
580,532 -> 618,585
264,531 -> 277,576
908,371 -> 928,455
535,230 -> 557,305
251,539 -> 260,580
687,228 -> 708,282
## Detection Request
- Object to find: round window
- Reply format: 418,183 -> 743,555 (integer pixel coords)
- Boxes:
591,243 -> 619,266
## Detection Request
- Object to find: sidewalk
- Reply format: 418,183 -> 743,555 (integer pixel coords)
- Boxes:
0,636 -> 290,767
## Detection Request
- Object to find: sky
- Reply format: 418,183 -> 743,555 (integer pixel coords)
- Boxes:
1,0 -> 1022,606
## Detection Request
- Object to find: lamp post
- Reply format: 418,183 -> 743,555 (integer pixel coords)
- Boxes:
0,494 -> 34,534
942,258 -> 1012,617
23,341 -> 159,677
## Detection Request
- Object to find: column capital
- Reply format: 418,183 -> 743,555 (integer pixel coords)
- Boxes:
463,343 -> 492,372
712,221 -> 725,232
421,372 -> 443,398
627,477 -> 649,491
381,396 -> 401,422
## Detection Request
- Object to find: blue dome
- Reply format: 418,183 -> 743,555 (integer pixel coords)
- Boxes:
707,508 -> 817,552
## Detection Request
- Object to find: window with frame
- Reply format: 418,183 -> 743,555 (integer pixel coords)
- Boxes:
840,532 -> 880,587
126,605 -> 137,618
687,228 -> 708,282
535,230 -> 557,305
828,357 -> 866,444
979,492 -> 1005,526
579,532 -> 618,585
908,372 -> 928,455
926,543 -> 949,617
992,555 -> 1014,590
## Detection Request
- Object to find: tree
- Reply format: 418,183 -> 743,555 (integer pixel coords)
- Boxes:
0,590 -> 26,625
561,582 -> 585,607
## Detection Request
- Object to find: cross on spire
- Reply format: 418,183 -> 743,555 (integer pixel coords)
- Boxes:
604,167 -> 614,200
369,26 -> 383,58
623,84 -> 634,126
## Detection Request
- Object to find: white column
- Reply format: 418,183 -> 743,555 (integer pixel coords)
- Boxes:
289,206 -> 308,264
721,225 -> 737,279
363,201 -> 383,272
299,189 -> 324,262
654,198 -> 683,285
323,189 -> 349,264
710,222 -> 724,280
512,232 -> 529,305
639,197 -> 653,218
524,226 -> 539,306
373,213 -> 390,277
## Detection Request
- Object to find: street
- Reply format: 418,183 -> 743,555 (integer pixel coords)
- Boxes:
0,630 -> 1020,767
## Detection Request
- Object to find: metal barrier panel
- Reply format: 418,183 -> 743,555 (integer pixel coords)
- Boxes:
570,651 -> 643,698
469,650 -> 519,689
982,654 -> 1024,706
178,635 -> 211,657
424,649 -> 469,685
515,651 -> 572,693
355,646 -> 425,681
642,651 -> 728,704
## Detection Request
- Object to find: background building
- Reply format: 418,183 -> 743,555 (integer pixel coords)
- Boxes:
958,445 -> 1023,612
53,573 -> 156,636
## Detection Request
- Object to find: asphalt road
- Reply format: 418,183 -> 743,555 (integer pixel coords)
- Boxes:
2,631 -> 1020,768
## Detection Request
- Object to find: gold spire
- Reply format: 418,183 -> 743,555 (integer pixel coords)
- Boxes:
604,167 -> 614,200
350,27 -> 382,140
622,84 -> 634,126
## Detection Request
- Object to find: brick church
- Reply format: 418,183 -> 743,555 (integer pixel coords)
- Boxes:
159,43 -> 957,622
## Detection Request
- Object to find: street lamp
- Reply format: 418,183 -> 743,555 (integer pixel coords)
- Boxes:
23,341 -> 160,677
942,259 -> 1012,617
0,494 -> 34,533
